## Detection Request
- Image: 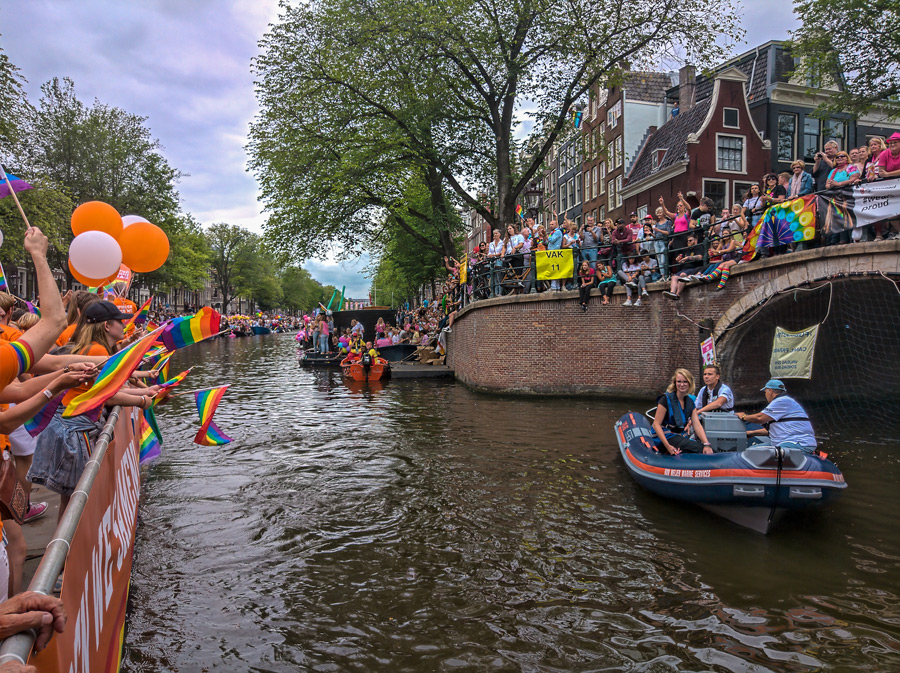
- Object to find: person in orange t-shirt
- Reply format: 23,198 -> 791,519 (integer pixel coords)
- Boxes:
56,290 -> 102,348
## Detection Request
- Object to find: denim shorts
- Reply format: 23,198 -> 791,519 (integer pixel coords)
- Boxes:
28,410 -> 102,497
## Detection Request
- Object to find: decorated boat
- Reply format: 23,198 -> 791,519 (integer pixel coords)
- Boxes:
340,352 -> 390,381
251,325 -> 271,335
614,411 -> 847,533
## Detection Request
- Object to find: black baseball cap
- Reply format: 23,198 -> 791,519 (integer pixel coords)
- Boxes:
84,300 -> 133,324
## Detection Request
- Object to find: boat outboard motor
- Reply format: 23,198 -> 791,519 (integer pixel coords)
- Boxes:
362,353 -> 373,369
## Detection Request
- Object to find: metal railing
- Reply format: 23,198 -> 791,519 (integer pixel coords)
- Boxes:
0,406 -> 123,667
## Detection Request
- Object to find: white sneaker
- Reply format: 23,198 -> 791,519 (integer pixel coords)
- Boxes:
623,299 -> 633,307
641,289 -> 649,297
634,299 -> 642,306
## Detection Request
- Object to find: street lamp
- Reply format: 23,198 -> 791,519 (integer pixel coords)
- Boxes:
523,181 -> 542,220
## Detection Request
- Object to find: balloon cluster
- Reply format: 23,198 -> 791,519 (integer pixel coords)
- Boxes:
67,201 -> 170,285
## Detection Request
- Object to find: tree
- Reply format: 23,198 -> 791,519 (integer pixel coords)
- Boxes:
206,223 -> 252,313
790,0 -> 900,119
20,77 -> 181,220
234,233 -> 284,311
251,0 -> 739,250
0,39 -> 32,162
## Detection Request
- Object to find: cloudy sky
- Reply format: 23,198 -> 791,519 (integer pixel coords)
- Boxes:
0,0 -> 799,299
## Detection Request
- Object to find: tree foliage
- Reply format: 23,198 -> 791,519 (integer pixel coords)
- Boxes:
251,0 -> 740,255
790,0 -> 900,119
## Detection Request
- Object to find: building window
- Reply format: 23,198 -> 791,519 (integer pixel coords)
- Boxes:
584,170 -> 591,202
777,113 -> 797,162
733,181 -> 756,204
717,134 -> 745,173
723,107 -> 739,128
616,136 -> 624,168
599,204 -> 606,222
567,177 -> 575,209
702,179 -> 728,212
590,96 -> 597,119
608,109 -> 616,128
637,205 -> 648,220
592,165 -> 598,197
802,116 -> 820,162
823,118 -> 846,149
575,174 -> 582,206
616,175 -> 623,207
608,179 -> 615,208
560,183 -> 567,211
599,162 -> 606,192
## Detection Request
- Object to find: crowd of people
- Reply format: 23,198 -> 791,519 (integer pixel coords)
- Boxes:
451,133 -> 900,309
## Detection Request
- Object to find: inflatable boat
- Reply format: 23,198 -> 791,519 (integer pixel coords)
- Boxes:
340,353 -> 390,382
614,411 -> 847,533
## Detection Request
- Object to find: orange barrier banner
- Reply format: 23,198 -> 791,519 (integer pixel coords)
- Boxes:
31,409 -> 141,673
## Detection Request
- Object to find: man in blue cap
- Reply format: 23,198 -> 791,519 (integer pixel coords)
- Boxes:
736,379 -> 817,451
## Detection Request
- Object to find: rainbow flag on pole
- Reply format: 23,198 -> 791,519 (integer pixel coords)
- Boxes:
193,386 -> 232,446
161,307 -> 221,351
0,166 -> 33,200
139,412 -> 162,464
124,297 -> 152,335
152,367 -> 191,405
62,328 -> 162,418
0,260 -> 8,293
24,392 -> 64,437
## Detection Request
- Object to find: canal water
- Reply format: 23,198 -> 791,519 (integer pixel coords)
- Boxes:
122,334 -> 900,672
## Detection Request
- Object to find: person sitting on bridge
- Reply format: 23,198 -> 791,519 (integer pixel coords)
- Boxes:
736,379 -> 817,452
663,233 -> 704,300
652,368 -> 714,455
695,364 -> 735,413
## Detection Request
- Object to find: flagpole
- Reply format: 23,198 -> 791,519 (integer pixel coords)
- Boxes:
167,385 -> 228,398
0,164 -> 33,229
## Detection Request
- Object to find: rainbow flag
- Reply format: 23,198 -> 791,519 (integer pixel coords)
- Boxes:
515,204 -> 524,220
193,386 -> 232,446
62,328 -> 161,418
152,367 -> 191,405
146,320 -> 159,333
24,300 -> 40,317
0,260 -> 7,293
139,413 -> 162,464
124,298 -> 152,334
24,392 -> 64,437
161,307 -> 221,351
0,166 -> 34,200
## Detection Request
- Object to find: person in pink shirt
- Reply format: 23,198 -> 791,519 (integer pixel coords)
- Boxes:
877,132 -> 900,178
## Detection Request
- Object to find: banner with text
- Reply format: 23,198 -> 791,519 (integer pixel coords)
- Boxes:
770,324 -> 819,379
821,177 -> 900,234
31,410 -> 142,673
535,249 -> 573,280
700,336 -> 717,366
459,254 -> 467,284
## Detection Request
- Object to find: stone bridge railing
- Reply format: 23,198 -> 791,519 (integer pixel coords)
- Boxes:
446,240 -> 900,400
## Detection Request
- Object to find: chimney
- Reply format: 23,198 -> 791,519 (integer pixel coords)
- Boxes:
678,64 -> 696,112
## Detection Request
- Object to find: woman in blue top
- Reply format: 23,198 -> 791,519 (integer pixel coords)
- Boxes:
825,151 -> 861,244
651,368 -> 714,455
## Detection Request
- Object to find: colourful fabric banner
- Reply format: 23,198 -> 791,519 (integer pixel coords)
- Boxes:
535,249 -> 574,280
821,177 -> 900,233
756,195 -> 817,249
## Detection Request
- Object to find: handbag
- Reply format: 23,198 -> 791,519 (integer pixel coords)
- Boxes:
0,450 -> 28,524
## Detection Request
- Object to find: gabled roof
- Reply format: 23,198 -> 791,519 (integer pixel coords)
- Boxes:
623,71 -> 673,104
625,97 -> 712,186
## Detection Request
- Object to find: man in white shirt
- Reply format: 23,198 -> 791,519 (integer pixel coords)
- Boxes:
737,379 -> 816,450
696,364 -> 735,413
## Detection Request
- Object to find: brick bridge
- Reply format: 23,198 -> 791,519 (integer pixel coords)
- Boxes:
445,240 -> 900,405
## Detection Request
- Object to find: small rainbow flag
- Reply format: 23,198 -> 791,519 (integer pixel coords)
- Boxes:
139,413 -> 162,464
24,392 -> 64,437
193,385 -> 232,446
161,307 -> 221,352
515,204 -> 524,220
152,367 -> 191,405
0,260 -> 8,293
124,298 -> 152,334
24,300 -> 40,317
62,328 -> 161,418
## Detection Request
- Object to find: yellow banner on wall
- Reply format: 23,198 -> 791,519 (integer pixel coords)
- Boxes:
459,255 -> 467,284
535,249 -> 574,280
769,324 -> 819,379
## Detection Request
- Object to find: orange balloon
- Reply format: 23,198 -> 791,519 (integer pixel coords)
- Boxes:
71,201 -> 123,239
68,259 -> 111,287
118,221 -> 169,273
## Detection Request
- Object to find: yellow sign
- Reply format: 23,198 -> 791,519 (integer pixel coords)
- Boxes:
535,249 -> 574,280
459,254 -> 467,284
769,324 -> 819,379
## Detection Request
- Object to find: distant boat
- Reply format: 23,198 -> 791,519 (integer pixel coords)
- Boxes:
340,353 -> 390,382
251,325 -> 271,335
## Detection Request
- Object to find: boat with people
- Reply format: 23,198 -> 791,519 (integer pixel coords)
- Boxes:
251,324 -> 271,335
614,411 -> 847,533
340,351 -> 390,381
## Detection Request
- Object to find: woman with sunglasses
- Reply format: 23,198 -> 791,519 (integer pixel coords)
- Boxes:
824,151 -> 861,245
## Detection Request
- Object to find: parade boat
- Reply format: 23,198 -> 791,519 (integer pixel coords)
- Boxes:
251,324 -> 271,335
298,349 -> 343,368
614,411 -> 847,534
340,353 -> 390,381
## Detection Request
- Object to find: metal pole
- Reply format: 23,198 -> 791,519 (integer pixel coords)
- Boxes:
0,406 -> 123,666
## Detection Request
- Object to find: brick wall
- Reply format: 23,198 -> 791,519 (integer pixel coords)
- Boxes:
446,241 -> 900,399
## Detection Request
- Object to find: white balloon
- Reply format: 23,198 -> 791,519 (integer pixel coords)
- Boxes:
121,215 -> 150,228
0,228 -> 4,247
69,230 -> 122,279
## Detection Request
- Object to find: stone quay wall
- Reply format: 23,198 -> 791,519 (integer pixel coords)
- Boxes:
445,240 -> 900,399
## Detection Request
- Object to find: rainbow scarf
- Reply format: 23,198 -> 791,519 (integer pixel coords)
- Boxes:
24,392 -> 64,437
62,329 -> 161,418
0,260 -> 7,292
193,386 -> 232,446
161,307 -> 221,351
139,412 -> 162,464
